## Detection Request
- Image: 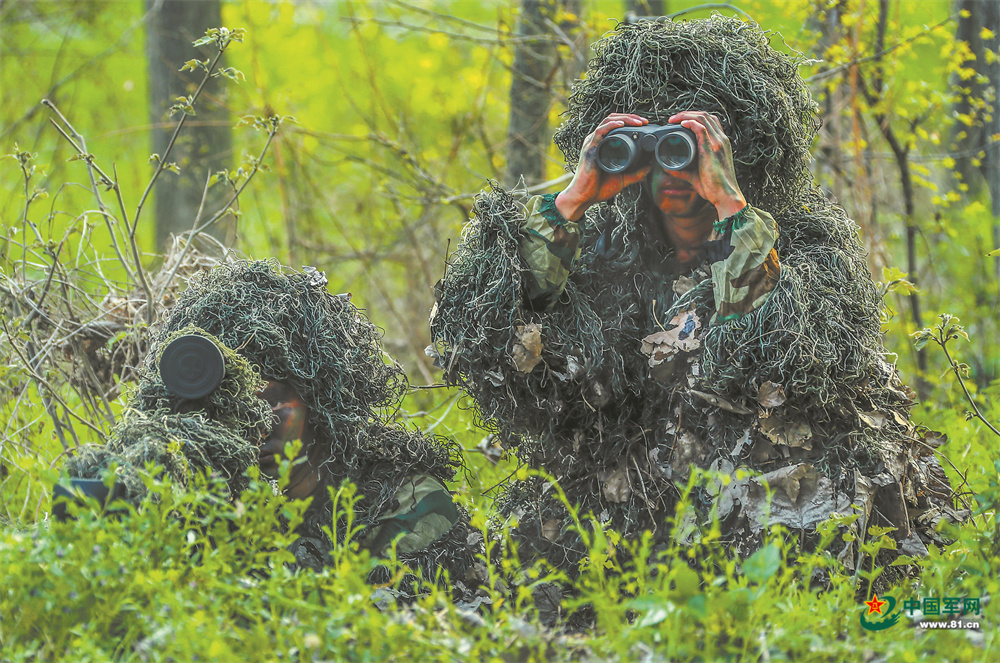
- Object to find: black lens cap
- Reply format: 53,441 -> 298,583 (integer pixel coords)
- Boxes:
159,334 -> 226,399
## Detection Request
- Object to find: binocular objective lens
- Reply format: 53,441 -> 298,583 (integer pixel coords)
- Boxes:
598,136 -> 633,172
657,133 -> 694,170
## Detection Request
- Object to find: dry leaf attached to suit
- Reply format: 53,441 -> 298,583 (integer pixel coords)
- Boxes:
758,381 -> 786,408
512,323 -> 543,372
640,309 -> 701,367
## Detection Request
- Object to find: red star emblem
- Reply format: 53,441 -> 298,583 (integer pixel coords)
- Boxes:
865,594 -> 888,615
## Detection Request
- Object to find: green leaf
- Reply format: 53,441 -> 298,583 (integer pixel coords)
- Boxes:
637,605 -> 669,627
179,59 -> 206,73
670,565 -> 700,600
193,34 -> 216,47
881,266 -> 908,282
742,543 -> 781,584
685,594 -> 708,618
885,278 -> 918,295
213,67 -> 245,82
910,329 -> 932,350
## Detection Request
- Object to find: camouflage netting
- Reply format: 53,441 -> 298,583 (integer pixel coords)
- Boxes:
430,17 -> 966,577
64,327 -> 270,503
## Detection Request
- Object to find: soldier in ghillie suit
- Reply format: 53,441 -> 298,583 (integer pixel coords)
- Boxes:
65,260 -> 479,590
429,17 -> 965,575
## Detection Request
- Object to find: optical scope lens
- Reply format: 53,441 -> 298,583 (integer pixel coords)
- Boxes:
598,136 -> 633,172
657,133 -> 694,170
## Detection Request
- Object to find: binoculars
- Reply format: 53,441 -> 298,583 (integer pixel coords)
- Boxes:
596,123 -> 697,174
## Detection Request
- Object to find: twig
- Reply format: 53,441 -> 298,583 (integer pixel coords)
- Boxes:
131,45 -> 228,237
665,3 -> 755,22
807,13 -> 958,83
154,123 -> 280,302
1,2 -> 159,140
940,336 -> 1000,438
113,164 -> 155,324
42,100 -> 137,287
75,341 -> 118,426
2,317 -> 106,438
2,303 -> 69,451
442,172 -> 572,203
390,0 -> 503,34
18,155 -> 44,280
341,15 -> 549,46
20,234 -> 65,330
913,437 -> 978,526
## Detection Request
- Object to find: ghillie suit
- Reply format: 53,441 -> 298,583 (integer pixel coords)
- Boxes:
67,260 -> 479,591
64,327 -> 271,503
430,17 -> 964,578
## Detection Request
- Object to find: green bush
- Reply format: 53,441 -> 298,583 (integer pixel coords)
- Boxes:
2,457 -> 996,661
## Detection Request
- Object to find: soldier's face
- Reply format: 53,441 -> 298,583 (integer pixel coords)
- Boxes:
648,166 -> 707,219
257,380 -> 320,499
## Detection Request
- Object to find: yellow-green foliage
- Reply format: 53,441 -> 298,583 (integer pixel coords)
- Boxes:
2,457 -> 998,661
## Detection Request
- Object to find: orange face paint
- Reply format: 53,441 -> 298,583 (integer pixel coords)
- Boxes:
257,381 -> 320,498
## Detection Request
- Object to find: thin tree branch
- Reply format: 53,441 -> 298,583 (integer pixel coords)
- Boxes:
808,13 -> 959,83
131,44 -> 227,237
154,123 -> 280,302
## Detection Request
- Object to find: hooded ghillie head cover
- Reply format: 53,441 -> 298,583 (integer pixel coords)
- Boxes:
554,16 -> 820,215
155,260 -> 408,479
67,261 -> 478,587
431,16 -> 964,575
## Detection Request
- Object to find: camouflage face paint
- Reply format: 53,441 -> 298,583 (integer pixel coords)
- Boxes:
257,381 -> 319,498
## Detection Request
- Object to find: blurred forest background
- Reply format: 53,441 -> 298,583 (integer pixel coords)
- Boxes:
1,0 -> 999,515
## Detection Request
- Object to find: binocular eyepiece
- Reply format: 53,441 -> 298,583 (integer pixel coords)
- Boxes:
596,123 -> 697,174
159,334 -> 226,400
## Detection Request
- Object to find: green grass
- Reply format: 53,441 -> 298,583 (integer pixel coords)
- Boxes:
1,435 -> 997,661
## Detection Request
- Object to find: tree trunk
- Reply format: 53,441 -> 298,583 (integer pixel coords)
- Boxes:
952,0 -> 1000,385
504,0 -> 563,189
953,0 -> 1000,283
625,0 -> 665,17
145,0 -> 233,250
952,0 -> 1000,202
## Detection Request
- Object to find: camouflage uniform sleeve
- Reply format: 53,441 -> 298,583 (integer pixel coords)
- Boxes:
704,205 -> 782,323
362,474 -> 460,556
518,192 -> 582,308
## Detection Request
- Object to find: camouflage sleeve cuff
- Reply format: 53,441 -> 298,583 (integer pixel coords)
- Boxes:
710,206 -> 782,323
362,474 -> 459,556
518,193 -> 581,308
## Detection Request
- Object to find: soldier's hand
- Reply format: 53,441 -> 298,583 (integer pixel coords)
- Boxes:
667,111 -> 747,219
555,113 -> 653,222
